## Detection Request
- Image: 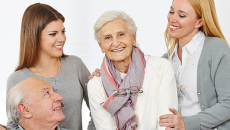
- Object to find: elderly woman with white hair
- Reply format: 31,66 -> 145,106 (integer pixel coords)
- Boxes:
87,10 -> 178,130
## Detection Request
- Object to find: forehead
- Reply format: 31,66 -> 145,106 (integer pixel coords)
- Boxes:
43,19 -> 64,31
100,19 -> 129,35
26,80 -> 53,95
171,0 -> 194,12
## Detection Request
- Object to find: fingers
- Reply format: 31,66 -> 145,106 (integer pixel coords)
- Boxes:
92,71 -> 100,77
95,68 -> 100,73
88,75 -> 93,80
159,122 -> 174,128
85,83 -> 88,86
169,108 -> 178,115
159,114 -> 174,119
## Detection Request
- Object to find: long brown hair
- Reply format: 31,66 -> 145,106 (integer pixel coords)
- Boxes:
16,3 -> 67,71
164,0 -> 228,55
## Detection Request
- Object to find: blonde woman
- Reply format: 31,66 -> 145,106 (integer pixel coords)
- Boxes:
159,0 -> 230,130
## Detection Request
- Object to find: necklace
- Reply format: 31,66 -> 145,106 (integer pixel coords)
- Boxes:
35,58 -> 60,77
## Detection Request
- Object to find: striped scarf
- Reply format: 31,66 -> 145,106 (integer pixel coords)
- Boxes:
100,46 -> 146,130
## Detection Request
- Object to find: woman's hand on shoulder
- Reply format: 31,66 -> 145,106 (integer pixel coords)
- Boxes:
85,68 -> 101,86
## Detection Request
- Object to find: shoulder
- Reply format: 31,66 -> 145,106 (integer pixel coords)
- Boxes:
161,53 -> 169,59
62,55 -> 83,63
88,76 -> 102,91
204,36 -> 229,50
146,55 -> 174,77
7,69 -> 30,92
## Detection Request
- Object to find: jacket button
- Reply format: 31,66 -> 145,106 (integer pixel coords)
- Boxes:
197,92 -> 200,95
201,104 -> 205,107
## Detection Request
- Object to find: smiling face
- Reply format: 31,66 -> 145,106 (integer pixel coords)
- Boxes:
40,19 -> 66,58
24,78 -> 65,125
167,0 -> 203,42
99,18 -> 136,63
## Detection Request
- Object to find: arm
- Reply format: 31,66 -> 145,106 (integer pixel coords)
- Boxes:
87,77 -> 117,130
183,40 -> 230,130
77,59 -> 96,130
157,59 -> 178,130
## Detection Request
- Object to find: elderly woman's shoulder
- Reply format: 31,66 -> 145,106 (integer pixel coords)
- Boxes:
146,55 -> 173,72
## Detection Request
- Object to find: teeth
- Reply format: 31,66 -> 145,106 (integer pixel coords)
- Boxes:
54,45 -> 62,48
170,25 -> 181,30
112,48 -> 124,52
54,107 -> 61,111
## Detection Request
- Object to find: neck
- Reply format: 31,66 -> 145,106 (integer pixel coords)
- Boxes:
20,119 -> 58,130
112,58 -> 132,73
178,29 -> 199,51
177,29 -> 199,63
28,54 -> 61,77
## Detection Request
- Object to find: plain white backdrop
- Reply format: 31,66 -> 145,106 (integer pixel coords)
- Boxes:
0,0 -> 229,129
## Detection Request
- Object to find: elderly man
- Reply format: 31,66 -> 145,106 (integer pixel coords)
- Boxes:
6,78 -> 68,130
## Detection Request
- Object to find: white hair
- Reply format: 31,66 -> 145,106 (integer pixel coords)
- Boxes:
6,85 -> 27,124
94,10 -> 137,43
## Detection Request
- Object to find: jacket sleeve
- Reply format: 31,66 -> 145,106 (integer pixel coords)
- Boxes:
156,59 -> 178,130
183,38 -> 230,130
87,77 -> 117,130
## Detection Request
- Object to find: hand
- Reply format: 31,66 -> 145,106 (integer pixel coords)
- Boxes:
0,125 -> 6,130
159,108 -> 185,130
85,68 -> 101,86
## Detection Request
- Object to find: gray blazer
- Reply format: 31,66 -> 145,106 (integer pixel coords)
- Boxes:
162,36 -> 230,130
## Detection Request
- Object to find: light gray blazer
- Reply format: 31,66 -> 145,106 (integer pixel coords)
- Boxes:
162,36 -> 230,130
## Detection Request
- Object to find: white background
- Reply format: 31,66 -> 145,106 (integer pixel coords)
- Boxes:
0,0 -> 229,129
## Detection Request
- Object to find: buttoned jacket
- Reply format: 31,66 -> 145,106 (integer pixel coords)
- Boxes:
162,36 -> 230,130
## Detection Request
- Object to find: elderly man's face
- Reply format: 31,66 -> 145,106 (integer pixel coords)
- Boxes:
25,79 -> 65,124
99,18 -> 136,63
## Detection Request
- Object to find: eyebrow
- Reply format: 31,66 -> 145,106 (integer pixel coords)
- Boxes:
42,87 -> 49,92
170,6 -> 188,14
48,28 -> 65,33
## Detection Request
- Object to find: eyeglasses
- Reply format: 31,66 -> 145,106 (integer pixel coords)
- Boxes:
114,89 -> 143,97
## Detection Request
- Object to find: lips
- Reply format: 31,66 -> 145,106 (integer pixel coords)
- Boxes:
169,25 -> 181,30
54,106 -> 61,111
53,45 -> 63,48
111,47 -> 125,52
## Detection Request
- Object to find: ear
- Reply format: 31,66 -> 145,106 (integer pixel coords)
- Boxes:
132,32 -> 137,46
195,18 -> 203,29
17,103 -> 32,119
98,43 -> 105,53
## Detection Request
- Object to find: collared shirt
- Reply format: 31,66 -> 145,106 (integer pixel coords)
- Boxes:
169,31 -> 205,117
11,124 -> 68,130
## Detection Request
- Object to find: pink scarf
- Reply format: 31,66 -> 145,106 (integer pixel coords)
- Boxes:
100,46 -> 146,130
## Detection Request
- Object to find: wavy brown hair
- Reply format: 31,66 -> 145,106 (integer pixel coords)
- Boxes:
164,0 -> 228,55
16,3 -> 67,71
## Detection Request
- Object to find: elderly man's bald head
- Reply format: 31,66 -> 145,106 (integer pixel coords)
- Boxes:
6,78 -> 65,127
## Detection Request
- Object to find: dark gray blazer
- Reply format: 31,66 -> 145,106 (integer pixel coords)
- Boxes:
162,36 -> 230,130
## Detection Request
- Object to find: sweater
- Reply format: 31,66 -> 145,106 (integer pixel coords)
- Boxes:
162,36 -> 230,130
88,56 -> 178,130
6,55 -> 95,130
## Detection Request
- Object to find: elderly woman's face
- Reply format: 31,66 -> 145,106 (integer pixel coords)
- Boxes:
99,19 -> 136,62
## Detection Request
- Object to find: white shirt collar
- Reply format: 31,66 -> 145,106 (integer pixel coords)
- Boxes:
169,31 -> 205,60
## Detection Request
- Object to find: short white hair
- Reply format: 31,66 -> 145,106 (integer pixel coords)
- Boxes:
94,10 -> 137,43
6,85 -> 27,124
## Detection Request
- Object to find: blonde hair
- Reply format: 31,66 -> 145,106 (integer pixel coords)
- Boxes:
165,0 -> 228,54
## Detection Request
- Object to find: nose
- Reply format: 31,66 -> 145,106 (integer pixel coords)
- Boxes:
57,33 -> 66,43
54,92 -> 63,102
168,13 -> 177,23
112,38 -> 120,47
